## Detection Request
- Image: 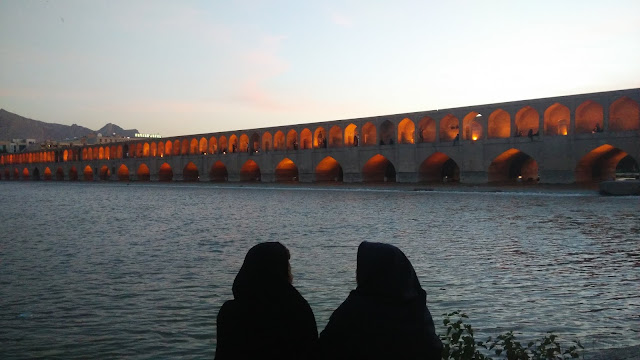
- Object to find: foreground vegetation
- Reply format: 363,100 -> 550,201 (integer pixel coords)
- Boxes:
440,311 -> 583,360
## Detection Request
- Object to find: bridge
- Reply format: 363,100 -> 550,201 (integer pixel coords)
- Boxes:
1,88 -> 639,185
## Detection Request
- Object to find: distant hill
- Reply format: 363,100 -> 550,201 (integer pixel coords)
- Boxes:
0,109 -> 138,142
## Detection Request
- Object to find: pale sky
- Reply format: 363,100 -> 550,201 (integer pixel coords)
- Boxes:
1,0 -> 639,137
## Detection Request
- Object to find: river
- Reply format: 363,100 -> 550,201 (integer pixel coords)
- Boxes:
0,182 -> 638,359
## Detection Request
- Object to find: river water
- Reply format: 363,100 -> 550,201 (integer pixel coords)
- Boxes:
0,182 -> 638,359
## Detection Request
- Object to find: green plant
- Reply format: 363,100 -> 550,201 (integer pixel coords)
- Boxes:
440,311 -> 583,360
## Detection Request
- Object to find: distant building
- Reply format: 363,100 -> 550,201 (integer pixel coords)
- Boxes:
3,139 -> 37,153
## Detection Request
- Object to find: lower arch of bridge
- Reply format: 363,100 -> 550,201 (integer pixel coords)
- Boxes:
316,156 -> 343,182
488,149 -> 538,183
56,167 -> 64,180
32,167 -> 40,180
137,164 -> 151,181
13,168 -> 19,179
83,166 -> 94,181
183,162 -> 200,182
22,167 -> 29,180
362,154 -> 396,182
44,167 -> 52,180
418,152 -> 460,182
575,144 -> 638,183
210,161 -> 228,181
275,158 -> 299,182
69,166 -> 78,181
117,165 -> 129,181
240,160 -> 261,182
159,163 -> 173,182
99,165 -> 110,180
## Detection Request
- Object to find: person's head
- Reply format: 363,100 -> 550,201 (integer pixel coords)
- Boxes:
232,242 -> 293,299
355,241 -> 423,301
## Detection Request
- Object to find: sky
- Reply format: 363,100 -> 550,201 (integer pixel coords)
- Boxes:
1,0 -> 639,137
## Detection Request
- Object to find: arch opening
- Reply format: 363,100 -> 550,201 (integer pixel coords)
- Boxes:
345,123 -> 358,146
137,164 -> 151,181
183,162 -> 200,182
379,120 -> 394,145
199,137 -> 208,154
314,127 -> 326,148
544,103 -> 570,136
362,122 -> 376,146
117,164 -> 129,181
463,112 -> 483,140
488,149 -> 539,183
398,118 -> 415,144
439,115 -> 459,142
488,109 -> 510,138
239,134 -> 249,152
515,106 -> 539,137
286,130 -> 298,150
329,125 -> 342,148
159,163 -> 173,182
275,158 -> 299,182
219,136 -> 228,153
43,167 -> 52,181
419,153 -> 460,183
240,160 -> 261,182
300,128 -> 312,149
83,165 -> 94,181
316,156 -> 343,182
576,100 -> 603,134
22,167 -> 29,180
262,132 -> 272,152
362,154 -> 396,182
210,161 -> 228,182
250,133 -> 260,152
274,131 -> 285,151
69,166 -> 78,181
209,137 -> 218,154
32,167 -> 41,180
56,167 -> 64,181
575,144 -> 638,183
418,117 -> 436,143
609,97 -> 640,131
99,165 -> 110,180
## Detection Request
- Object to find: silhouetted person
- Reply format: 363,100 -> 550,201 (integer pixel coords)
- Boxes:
354,135 -> 359,147
320,241 -> 442,360
453,133 -> 459,145
528,129 -> 534,140
215,242 -> 318,360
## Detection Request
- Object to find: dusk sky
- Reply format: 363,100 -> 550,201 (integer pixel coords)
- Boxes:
1,0 -> 639,137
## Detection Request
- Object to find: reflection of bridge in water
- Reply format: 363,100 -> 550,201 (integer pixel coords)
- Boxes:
2,89 -> 639,184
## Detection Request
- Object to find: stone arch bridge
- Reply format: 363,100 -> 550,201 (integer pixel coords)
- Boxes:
2,89 -> 639,185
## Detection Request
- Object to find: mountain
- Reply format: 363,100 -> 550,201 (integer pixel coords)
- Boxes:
0,109 -> 138,142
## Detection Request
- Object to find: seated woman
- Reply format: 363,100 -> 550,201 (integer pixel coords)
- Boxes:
320,241 -> 442,360
215,242 -> 318,360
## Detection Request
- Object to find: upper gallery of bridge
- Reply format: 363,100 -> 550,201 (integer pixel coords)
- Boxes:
1,88 -> 639,165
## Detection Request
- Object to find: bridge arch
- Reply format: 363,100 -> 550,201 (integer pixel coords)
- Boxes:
43,167 -> 52,180
239,134 -> 249,152
329,125 -> 342,148
184,138 -> 193,155
488,149 -> 538,183
162,141 -> 169,157
98,147 -> 104,160
136,143 -> 143,157
576,100 -> 603,134
609,97 -> 639,131
56,167 -> 64,181
117,164 -> 129,181
274,131 -> 285,151
275,158 -> 299,182
362,154 -> 396,182
183,162 -> 200,181
159,163 -> 173,182
544,103 -> 570,136
362,122 -> 376,145
316,156 -> 343,182
32,167 -> 40,180
143,143 -> 150,157
150,142 -> 157,157
262,132 -> 273,152
575,144 -> 638,183
173,140 -> 181,156
69,166 -> 78,181
345,123 -> 358,146
515,106 -> 539,136
418,116 -> 436,143
300,128 -> 312,149
199,137 -> 208,154
462,112 -> 483,140
209,136 -> 217,154
286,129 -> 298,150
83,165 -> 94,181
210,161 -> 228,182
99,165 -> 110,180
229,134 -> 238,153
488,109 -> 510,138
439,114 -> 459,142
22,167 -> 30,180
314,127 -> 326,148
379,120 -> 395,145
418,152 -> 460,182
240,160 -> 261,182
2,168 -> 8,180
13,168 -> 19,180
137,164 -> 151,181
398,118 -> 415,144
250,132 -> 260,152
219,136 -> 228,153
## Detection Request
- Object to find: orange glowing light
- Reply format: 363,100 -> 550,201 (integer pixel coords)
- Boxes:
472,136 -> 478,141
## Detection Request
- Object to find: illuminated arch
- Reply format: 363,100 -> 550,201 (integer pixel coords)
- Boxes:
240,160 -> 261,182
210,161 -> 228,182
159,163 -> 173,182
98,147 -> 104,160
300,128 -> 312,149
274,131 -> 285,151
488,109 -> 510,138
488,149 -> 538,183
379,120 -> 394,145
43,167 -> 52,181
286,129 -> 298,150
462,112 -> 483,140
398,118 -> 415,144
136,143 -> 143,157
329,125 -> 342,148
174,139 -> 181,155
609,97 -> 639,131
117,145 -> 123,159
275,158 -> 299,182
164,141 -> 171,157
199,137 -> 208,154
219,136 -> 228,153
544,103 -> 570,136
117,164 -> 129,181
83,165 -> 94,181
418,117 -> 436,143
99,165 -> 110,180
575,144 -> 638,182
515,106 -> 539,136
344,123 -> 358,146
316,156 -> 343,182
32,167 -> 40,180
262,132 -> 273,152
362,154 -> 396,182
576,100 -> 603,134
143,143 -> 150,157
183,162 -> 200,182
439,114 -> 459,142
418,152 -> 459,182
209,137 -> 218,154
82,148 -> 88,161
361,122 -> 376,145
22,167 -> 30,180
137,164 -> 151,181
314,127 -> 326,148
55,167 -> 64,181
13,168 -> 19,180
150,142 -> 157,157
229,134 -> 238,153
189,138 -> 198,154
239,134 -> 249,152
69,166 -> 78,181
250,133 -> 260,152
157,141 -> 165,157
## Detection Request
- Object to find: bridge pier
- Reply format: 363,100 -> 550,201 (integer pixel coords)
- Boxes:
397,172 -> 418,183
461,171 -> 488,184
539,170 -> 574,184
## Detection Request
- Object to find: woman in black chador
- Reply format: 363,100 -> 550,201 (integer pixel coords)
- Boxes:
215,242 -> 318,360
320,241 -> 442,360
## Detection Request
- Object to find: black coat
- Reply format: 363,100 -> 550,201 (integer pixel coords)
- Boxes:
320,242 -> 442,360
215,242 -> 318,360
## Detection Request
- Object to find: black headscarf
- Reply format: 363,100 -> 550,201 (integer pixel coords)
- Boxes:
320,241 -> 442,360
232,241 -> 291,300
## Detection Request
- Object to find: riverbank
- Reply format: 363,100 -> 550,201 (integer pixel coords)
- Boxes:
588,345 -> 640,360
